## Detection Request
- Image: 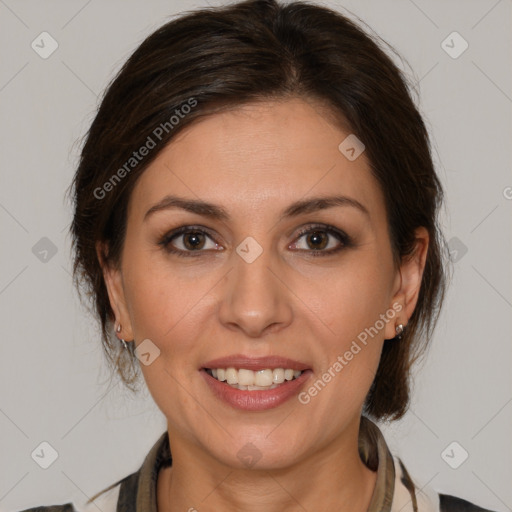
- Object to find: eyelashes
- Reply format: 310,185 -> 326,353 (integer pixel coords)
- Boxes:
158,223 -> 354,258
159,226 -> 222,256
290,225 -> 353,255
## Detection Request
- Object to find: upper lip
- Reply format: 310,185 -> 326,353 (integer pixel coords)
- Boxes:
202,354 -> 311,372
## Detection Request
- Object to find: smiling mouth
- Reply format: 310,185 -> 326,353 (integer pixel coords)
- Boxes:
205,367 -> 303,391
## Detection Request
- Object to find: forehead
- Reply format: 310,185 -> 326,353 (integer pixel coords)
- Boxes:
129,98 -> 384,222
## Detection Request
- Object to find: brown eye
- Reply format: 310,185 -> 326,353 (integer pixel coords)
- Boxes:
289,224 -> 352,256
182,231 -> 206,250
159,226 -> 223,257
304,231 -> 329,250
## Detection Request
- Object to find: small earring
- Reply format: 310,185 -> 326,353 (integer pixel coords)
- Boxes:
115,323 -> 128,349
395,323 -> 404,339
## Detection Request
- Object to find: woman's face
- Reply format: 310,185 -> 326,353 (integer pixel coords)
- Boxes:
103,97 -> 426,470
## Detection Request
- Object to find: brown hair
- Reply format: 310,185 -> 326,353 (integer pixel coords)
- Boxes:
70,0 -> 447,420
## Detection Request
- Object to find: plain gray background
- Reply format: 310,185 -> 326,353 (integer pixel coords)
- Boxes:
1,0 -> 511,510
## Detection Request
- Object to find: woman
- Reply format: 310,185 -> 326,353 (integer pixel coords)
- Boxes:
20,0 -> 497,510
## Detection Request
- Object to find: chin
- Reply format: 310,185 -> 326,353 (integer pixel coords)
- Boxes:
206,430 -> 307,472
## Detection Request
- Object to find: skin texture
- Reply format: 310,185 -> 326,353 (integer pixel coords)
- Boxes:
99,97 -> 429,512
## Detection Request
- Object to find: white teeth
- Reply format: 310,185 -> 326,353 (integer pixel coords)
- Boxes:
225,367 -> 238,384
238,368 -> 254,386
208,367 -> 303,390
284,369 -> 294,381
273,368 -> 285,384
254,369 -> 273,387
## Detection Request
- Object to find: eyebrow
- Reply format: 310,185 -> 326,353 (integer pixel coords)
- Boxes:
144,194 -> 370,222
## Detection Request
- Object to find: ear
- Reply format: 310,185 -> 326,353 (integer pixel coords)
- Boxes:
384,227 -> 429,340
96,241 -> 134,342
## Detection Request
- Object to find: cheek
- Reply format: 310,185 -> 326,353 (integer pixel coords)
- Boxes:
121,259 -> 215,419
295,251 -> 393,405
301,273 -> 388,421
306,255 -> 394,344
122,252 -> 217,357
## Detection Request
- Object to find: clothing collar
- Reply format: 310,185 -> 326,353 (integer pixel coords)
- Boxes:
116,415 -> 396,512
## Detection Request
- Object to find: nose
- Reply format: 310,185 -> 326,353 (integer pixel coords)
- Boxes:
218,242 -> 293,338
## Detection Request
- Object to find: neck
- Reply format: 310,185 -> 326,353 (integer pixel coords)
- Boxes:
157,419 -> 378,512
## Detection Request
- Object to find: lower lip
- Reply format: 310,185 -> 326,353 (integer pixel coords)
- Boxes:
201,369 -> 312,411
